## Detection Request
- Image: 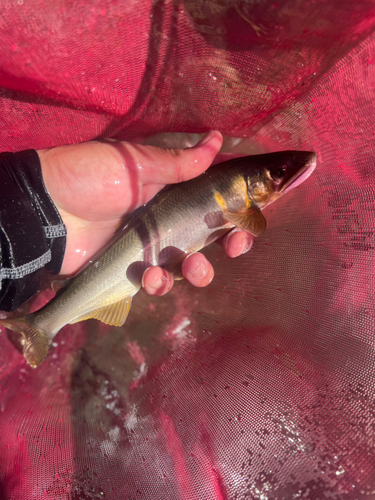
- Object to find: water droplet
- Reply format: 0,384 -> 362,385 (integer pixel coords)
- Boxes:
336,465 -> 345,476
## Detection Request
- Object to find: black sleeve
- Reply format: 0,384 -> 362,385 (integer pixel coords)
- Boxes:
0,150 -> 66,312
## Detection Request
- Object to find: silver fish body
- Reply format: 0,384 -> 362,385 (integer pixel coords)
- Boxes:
1,150 -> 316,367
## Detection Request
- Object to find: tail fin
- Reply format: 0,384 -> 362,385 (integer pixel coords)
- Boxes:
1,317 -> 51,368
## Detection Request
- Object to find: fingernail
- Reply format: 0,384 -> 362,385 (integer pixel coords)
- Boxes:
149,277 -> 163,289
142,267 -> 165,289
223,228 -> 241,251
241,234 -> 253,254
195,131 -> 216,147
187,254 -> 208,280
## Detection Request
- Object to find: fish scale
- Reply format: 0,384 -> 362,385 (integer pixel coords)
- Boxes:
0,150 -> 316,367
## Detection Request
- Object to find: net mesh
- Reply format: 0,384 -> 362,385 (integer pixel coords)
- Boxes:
1,0 -> 375,498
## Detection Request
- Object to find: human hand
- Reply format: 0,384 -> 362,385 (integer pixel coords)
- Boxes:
37,131 -> 254,296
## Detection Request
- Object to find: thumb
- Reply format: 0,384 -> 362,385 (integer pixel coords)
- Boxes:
131,130 -> 223,185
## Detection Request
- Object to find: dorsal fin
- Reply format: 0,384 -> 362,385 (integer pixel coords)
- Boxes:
69,296 -> 132,327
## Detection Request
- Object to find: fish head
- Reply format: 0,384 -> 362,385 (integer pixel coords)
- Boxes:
246,150 -> 317,208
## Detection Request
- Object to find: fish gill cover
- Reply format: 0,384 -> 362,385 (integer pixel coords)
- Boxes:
0,0 -> 375,498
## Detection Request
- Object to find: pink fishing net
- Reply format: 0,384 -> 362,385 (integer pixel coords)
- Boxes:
1,0 -> 375,498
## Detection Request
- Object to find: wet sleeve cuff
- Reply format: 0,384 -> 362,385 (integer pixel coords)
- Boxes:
0,150 -> 67,312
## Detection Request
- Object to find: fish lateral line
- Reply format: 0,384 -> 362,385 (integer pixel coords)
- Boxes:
0,150 -> 317,367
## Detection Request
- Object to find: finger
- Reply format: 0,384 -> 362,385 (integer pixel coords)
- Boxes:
124,130 -> 223,185
182,253 -> 214,287
223,228 -> 254,258
142,266 -> 174,296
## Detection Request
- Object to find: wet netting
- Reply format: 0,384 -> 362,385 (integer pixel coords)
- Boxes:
1,0 -> 375,498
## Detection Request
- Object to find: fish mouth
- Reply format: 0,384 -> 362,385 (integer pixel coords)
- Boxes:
282,152 -> 317,194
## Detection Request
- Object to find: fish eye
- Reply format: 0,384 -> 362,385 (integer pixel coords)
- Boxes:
271,165 -> 287,182
277,165 -> 287,177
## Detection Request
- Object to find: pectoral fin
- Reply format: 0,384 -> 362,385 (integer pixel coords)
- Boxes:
69,296 -> 133,327
225,205 -> 266,236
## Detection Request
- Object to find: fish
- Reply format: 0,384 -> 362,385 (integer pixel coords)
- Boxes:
0,150 -> 316,368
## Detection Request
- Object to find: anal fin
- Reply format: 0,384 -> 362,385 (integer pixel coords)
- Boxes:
69,296 -> 133,327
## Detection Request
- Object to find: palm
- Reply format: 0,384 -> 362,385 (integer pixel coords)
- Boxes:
38,133 -> 254,294
39,135 -> 225,275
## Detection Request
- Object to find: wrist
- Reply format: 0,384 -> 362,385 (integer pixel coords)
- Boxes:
0,150 -> 66,311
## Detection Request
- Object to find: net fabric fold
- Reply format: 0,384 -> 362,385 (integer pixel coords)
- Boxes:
1,0 -> 375,498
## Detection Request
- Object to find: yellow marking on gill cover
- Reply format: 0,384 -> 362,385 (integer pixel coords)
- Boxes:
215,191 -> 228,212
245,191 -> 252,209
215,176 -> 250,211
